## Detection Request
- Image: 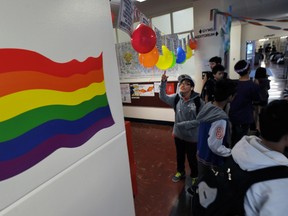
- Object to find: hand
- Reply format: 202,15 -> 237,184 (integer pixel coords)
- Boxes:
161,71 -> 168,82
175,121 -> 186,128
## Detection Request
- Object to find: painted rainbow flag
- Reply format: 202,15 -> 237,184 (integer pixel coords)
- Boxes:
0,49 -> 115,181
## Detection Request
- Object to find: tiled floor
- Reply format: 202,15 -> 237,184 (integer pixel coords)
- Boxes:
131,121 -> 194,216
130,61 -> 287,216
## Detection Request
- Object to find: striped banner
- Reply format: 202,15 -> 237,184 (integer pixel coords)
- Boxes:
0,49 -> 115,181
210,9 -> 288,31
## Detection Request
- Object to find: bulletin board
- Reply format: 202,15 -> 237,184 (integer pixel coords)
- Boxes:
121,81 -> 178,108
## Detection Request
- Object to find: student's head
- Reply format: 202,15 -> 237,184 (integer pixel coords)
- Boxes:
178,74 -> 195,94
259,100 -> 288,142
212,64 -> 225,81
214,79 -> 237,102
209,56 -> 222,69
234,60 -> 250,77
255,67 -> 267,79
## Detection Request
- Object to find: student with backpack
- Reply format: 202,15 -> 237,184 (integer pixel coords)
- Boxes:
232,99 -> 288,215
190,79 -> 237,185
192,99 -> 288,216
204,64 -> 225,103
159,73 -> 203,183
201,56 -> 222,102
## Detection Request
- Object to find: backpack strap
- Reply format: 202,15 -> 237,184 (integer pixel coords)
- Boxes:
227,157 -> 288,215
228,157 -> 288,190
173,94 -> 180,112
194,95 -> 201,115
174,93 -> 201,114
244,165 -> 288,189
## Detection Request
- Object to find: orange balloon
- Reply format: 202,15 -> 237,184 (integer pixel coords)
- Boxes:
189,39 -> 197,50
138,46 -> 159,68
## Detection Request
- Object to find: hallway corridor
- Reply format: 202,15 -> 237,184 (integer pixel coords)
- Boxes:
130,61 -> 287,216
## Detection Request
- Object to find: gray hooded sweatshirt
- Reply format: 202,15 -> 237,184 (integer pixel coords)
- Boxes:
159,81 -> 204,142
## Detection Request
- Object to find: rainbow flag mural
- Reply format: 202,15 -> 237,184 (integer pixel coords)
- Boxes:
0,49 -> 115,181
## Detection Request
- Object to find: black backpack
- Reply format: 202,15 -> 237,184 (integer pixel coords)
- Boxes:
173,94 -> 201,114
192,156 -> 288,216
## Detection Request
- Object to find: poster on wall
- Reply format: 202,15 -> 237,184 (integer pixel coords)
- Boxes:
166,83 -> 176,95
0,49 -> 115,183
130,84 -> 140,98
138,84 -> 155,96
116,42 -> 179,80
120,83 -> 132,103
154,82 -> 160,93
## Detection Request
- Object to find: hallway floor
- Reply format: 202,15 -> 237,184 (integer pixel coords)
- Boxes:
130,61 -> 287,216
131,122 -> 193,216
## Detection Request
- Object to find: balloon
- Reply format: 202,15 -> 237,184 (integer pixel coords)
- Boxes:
189,39 -> 197,50
156,45 -> 173,70
186,45 -> 193,59
169,52 -> 176,69
131,24 -> 157,54
180,58 -> 186,64
176,46 -> 186,64
138,46 -> 159,68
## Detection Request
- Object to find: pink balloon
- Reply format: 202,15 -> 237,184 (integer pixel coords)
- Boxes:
131,24 -> 156,54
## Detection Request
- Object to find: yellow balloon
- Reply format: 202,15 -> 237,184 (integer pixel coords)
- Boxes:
156,46 -> 173,70
186,45 -> 193,59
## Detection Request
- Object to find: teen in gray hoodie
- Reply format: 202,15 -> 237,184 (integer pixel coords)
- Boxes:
159,73 -> 204,183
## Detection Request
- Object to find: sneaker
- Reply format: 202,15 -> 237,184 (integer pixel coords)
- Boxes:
172,172 -> 186,182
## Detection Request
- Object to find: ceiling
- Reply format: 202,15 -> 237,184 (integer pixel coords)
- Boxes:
110,0 -> 288,25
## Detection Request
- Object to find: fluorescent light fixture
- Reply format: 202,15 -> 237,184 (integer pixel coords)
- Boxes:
136,0 -> 146,2
258,38 -> 269,42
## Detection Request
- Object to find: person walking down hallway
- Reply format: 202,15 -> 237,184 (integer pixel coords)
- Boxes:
201,56 -> 222,102
204,64 -> 225,103
229,60 -> 260,146
159,73 -> 204,183
253,67 -> 271,134
231,99 -> 288,216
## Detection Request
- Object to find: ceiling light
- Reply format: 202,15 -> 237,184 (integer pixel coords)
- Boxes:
136,0 -> 146,2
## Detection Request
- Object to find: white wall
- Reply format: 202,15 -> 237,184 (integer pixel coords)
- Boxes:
0,0 -> 135,215
1,135 -> 134,216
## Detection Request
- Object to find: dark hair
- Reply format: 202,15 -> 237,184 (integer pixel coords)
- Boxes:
259,100 -> 288,142
234,60 -> 250,76
255,67 -> 267,79
209,56 -> 222,64
214,79 -> 237,102
212,64 -> 225,75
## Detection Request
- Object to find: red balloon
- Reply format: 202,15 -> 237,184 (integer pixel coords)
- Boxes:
131,24 -> 156,54
189,39 -> 197,50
